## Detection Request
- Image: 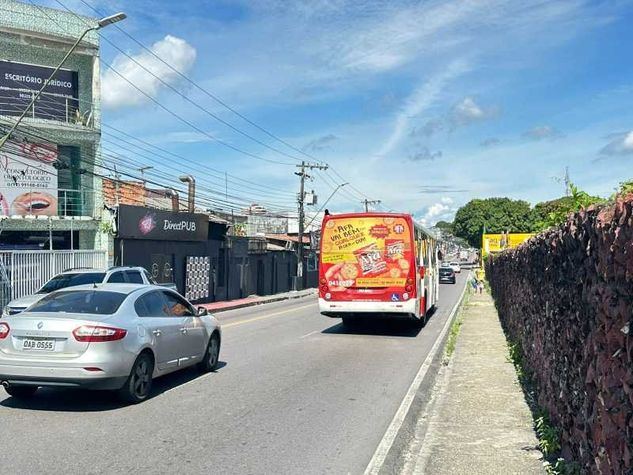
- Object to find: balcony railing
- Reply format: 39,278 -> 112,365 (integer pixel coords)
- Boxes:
0,88 -> 95,128
0,187 -> 97,218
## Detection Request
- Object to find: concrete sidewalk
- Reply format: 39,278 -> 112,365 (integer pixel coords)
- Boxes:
200,288 -> 316,313
408,291 -> 543,474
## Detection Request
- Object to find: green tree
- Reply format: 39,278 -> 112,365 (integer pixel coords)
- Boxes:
452,197 -> 536,248
434,220 -> 453,233
534,184 -> 605,229
617,180 -> 633,196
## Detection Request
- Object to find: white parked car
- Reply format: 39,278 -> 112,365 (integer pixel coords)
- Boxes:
449,262 -> 461,273
3,266 -> 176,317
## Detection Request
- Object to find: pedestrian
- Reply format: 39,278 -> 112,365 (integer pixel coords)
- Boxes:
471,278 -> 478,293
478,279 -> 484,294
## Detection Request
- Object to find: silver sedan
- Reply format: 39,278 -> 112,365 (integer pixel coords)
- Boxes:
0,284 -> 221,403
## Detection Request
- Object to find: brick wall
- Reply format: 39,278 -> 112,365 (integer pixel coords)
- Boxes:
102,179 -> 145,207
486,196 -> 633,474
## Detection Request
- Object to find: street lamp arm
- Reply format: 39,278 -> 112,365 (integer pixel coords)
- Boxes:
0,12 -> 126,151
304,183 -> 348,230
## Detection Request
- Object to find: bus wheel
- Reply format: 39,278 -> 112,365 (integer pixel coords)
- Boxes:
415,314 -> 427,328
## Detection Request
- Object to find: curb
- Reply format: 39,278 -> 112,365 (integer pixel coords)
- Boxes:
206,289 -> 317,314
364,277 -> 470,475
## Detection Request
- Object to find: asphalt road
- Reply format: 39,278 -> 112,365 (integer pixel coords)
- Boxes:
0,273 -> 469,475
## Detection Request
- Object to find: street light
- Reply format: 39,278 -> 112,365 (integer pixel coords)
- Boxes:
304,182 -> 348,230
0,12 -> 127,150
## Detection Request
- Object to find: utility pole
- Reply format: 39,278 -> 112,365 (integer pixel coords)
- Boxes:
137,166 -> 153,185
295,160 -> 328,290
362,199 -> 381,212
113,165 -> 121,207
564,166 -> 571,196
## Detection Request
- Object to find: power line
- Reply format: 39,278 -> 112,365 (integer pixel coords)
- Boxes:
0,119 -> 298,214
24,0 -> 296,167
10,0 -> 384,210
61,0 -> 387,207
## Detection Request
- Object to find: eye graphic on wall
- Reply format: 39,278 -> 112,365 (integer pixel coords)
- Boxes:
151,263 -> 159,278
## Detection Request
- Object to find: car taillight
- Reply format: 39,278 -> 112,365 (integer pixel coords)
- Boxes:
0,322 -> 9,339
73,325 -> 127,342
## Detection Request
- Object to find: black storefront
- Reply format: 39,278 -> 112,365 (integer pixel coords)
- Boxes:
114,205 -> 226,304
114,205 -> 316,304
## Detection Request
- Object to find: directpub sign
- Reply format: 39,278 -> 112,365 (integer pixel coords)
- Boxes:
118,205 -> 208,241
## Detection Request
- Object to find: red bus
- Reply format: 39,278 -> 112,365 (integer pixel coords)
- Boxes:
318,212 -> 440,326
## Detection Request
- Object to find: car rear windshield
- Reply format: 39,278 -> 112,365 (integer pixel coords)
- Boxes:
28,290 -> 127,315
38,272 -> 106,294
440,269 -> 454,275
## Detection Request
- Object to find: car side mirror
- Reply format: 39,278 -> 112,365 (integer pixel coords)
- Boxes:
197,307 -> 208,317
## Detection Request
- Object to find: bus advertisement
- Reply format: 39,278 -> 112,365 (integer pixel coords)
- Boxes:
318,212 -> 440,326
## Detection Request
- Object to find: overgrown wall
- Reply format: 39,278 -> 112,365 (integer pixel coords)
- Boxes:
486,197 -> 633,474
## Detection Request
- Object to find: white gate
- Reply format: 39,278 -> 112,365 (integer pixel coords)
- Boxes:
0,250 -> 108,305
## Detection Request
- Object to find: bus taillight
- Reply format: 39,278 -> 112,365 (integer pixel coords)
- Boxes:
405,284 -> 413,293
320,278 -> 327,285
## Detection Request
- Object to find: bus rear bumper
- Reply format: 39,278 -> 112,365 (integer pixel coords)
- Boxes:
318,298 -> 417,318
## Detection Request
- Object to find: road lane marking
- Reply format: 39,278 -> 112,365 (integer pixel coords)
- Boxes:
299,329 -> 320,339
223,303 -> 317,328
364,278 -> 469,475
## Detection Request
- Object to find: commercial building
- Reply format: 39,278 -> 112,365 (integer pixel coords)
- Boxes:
0,0 -> 105,252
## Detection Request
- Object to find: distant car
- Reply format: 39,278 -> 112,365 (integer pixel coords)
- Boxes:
439,267 -> 456,284
2,266 -> 177,317
0,284 -> 221,403
449,262 -> 461,273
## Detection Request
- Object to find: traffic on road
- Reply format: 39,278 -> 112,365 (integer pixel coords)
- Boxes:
0,273 -> 468,474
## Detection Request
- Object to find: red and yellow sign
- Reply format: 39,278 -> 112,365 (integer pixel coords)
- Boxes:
320,216 -> 413,290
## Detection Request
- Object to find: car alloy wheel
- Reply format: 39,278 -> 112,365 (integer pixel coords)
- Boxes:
198,333 -> 220,373
133,359 -> 151,398
119,353 -> 153,404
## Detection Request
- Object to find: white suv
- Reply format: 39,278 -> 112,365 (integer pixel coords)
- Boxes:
2,266 -> 176,316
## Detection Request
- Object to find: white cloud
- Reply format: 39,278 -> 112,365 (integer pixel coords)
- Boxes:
600,130 -> 633,156
378,59 -> 469,157
409,147 -> 442,162
102,35 -> 197,109
418,197 -> 457,226
450,97 -> 498,127
523,125 -> 563,140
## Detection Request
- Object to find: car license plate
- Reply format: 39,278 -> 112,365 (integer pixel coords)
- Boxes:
22,338 -> 56,351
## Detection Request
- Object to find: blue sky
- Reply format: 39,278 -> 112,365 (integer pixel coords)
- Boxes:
34,0 -> 633,224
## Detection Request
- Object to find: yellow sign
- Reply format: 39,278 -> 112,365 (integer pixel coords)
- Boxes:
356,277 -> 406,287
482,233 -> 534,255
